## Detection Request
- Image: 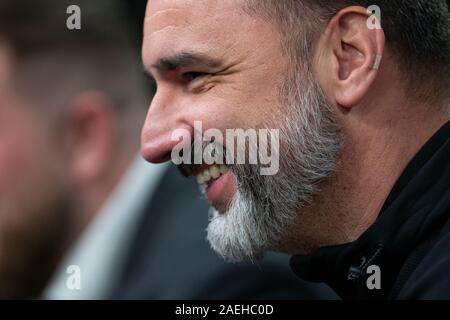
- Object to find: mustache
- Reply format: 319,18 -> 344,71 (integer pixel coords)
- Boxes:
177,140 -> 229,177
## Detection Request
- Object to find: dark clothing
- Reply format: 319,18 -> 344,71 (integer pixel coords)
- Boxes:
291,121 -> 450,299
110,165 -> 337,299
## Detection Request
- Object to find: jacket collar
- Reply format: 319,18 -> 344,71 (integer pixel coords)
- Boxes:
290,121 -> 450,299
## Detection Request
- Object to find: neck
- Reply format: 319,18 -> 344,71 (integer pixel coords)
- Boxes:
284,99 -> 450,255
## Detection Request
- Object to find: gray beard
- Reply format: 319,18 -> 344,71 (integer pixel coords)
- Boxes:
206,77 -> 342,263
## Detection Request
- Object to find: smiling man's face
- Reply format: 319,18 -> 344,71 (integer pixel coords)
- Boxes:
141,0 -> 286,204
141,0 -> 342,261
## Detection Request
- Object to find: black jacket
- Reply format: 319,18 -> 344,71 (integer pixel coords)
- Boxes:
291,121 -> 450,299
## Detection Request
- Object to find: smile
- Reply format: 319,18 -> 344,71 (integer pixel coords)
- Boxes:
188,164 -> 235,212
196,164 -> 229,186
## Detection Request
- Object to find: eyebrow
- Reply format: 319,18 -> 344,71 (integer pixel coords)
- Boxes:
151,51 -> 224,72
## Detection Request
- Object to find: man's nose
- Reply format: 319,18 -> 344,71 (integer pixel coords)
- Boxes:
141,105 -> 192,164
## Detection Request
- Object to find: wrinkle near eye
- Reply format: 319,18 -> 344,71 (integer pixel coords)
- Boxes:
187,75 -> 213,94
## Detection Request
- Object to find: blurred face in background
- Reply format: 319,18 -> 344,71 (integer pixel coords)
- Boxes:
0,43 -> 73,298
0,0 -> 148,299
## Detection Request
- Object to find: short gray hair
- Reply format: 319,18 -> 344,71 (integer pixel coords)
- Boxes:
243,0 -> 450,103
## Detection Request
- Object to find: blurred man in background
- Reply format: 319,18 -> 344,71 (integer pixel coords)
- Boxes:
0,0 -> 335,299
0,0 -> 146,298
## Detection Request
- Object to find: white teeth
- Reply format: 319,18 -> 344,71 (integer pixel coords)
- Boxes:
209,165 -> 221,179
219,164 -> 228,174
196,165 -> 229,185
202,169 -> 211,183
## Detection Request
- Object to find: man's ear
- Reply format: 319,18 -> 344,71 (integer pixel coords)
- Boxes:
65,92 -> 116,187
314,6 -> 385,108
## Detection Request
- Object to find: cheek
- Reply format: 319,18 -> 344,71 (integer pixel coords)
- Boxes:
185,88 -> 280,132
0,128 -> 68,239
219,77 -> 282,129
0,135 -> 36,191
0,125 -> 58,200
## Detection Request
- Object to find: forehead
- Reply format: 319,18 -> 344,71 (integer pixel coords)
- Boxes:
145,0 -> 239,30
143,0 -> 279,68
